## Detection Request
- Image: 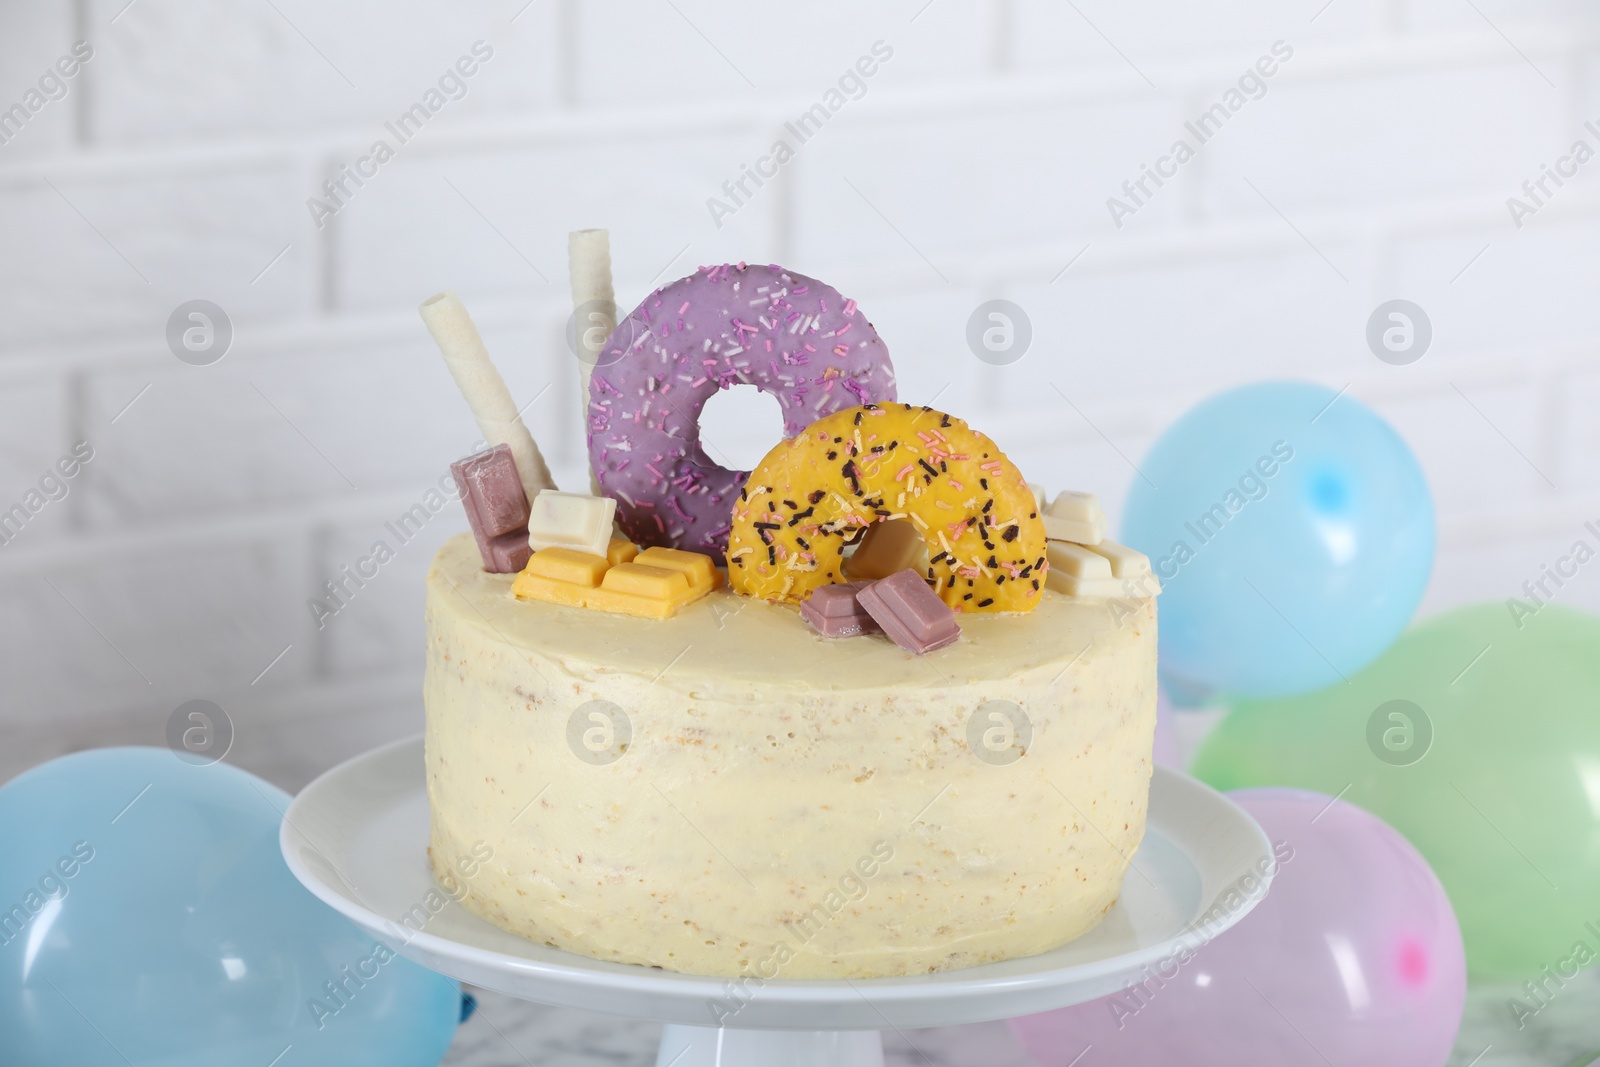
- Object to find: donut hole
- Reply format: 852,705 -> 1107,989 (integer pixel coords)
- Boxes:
842,519 -> 930,582
698,384 -> 788,471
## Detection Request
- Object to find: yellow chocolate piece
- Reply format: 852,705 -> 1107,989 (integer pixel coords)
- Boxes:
727,404 -> 1048,612
637,546 -> 718,587
512,541 -> 721,619
602,563 -> 689,599
529,547 -> 610,586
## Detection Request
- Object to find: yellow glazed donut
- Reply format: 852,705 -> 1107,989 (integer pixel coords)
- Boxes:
727,403 -> 1048,612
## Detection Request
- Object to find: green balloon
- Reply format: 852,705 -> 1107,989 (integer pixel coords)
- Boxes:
1192,601 -> 1600,978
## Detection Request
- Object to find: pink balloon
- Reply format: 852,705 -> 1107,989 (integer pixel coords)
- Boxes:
1011,788 -> 1466,1066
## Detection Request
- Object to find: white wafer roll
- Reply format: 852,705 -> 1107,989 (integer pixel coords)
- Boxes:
568,228 -> 616,494
420,291 -> 555,504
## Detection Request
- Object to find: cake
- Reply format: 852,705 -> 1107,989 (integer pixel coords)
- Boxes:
419,243 -> 1159,983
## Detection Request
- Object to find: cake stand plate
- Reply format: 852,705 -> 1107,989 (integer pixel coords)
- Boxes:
282,735 -> 1272,1067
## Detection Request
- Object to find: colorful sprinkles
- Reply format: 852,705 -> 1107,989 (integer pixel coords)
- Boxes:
585,264 -> 897,562
726,403 -> 1048,613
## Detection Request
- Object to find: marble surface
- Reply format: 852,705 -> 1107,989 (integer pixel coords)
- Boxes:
441,975 -> 1600,1066
441,991 -> 1037,1067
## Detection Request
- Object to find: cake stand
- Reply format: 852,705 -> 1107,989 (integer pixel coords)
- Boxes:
281,735 -> 1273,1067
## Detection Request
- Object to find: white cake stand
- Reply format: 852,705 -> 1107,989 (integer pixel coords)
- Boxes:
281,735 -> 1272,1067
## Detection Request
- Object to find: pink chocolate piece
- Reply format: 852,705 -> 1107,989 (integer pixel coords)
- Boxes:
451,444 -> 532,573
453,444 -> 530,536
800,581 -> 881,638
857,569 -> 961,654
484,530 -> 533,574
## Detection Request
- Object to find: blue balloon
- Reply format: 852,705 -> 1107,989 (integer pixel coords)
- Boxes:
1121,381 -> 1434,703
0,748 -> 460,1065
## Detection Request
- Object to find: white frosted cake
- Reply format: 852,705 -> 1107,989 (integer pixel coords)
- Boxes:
418,254 -> 1159,982
425,535 -> 1156,978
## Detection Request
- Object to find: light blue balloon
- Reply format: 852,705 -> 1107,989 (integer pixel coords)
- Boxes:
1121,381 -> 1434,703
0,747 -> 460,1065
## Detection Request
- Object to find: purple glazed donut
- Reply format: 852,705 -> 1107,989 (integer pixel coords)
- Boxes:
587,263 -> 896,561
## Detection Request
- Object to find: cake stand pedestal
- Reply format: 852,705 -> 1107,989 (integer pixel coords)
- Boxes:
281,736 -> 1272,1067
654,1028 -> 882,1066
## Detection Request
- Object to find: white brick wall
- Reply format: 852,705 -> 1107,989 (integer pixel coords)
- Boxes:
3,0 -> 1598,790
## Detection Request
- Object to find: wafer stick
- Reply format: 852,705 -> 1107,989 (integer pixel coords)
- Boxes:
421,291 -> 555,504
568,229 -> 616,493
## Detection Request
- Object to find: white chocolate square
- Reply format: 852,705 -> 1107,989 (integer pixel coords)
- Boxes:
1045,541 -> 1113,581
527,491 -> 617,558
1046,538 -> 1160,598
1088,538 -> 1150,580
1043,490 -> 1107,546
